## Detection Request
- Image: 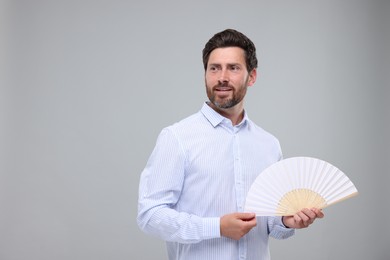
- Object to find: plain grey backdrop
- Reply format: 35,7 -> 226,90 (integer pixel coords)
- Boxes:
1,0 -> 389,259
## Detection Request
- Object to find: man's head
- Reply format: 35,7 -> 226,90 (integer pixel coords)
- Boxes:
202,29 -> 258,73
203,29 -> 258,113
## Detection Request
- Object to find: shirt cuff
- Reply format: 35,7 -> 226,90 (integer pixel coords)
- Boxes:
202,217 -> 221,239
270,216 -> 295,239
276,216 -> 292,229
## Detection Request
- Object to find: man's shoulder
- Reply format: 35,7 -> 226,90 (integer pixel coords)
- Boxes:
165,110 -> 207,132
247,119 -> 280,143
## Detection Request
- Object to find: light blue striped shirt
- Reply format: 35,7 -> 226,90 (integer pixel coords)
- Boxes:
137,102 -> 294,260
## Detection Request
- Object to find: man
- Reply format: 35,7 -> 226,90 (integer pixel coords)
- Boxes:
137,29 -> 323,260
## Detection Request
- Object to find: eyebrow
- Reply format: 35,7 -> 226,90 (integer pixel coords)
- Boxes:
208,63 -> 242,67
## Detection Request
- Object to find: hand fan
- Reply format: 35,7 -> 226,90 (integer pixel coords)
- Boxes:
244,157 -> 358,216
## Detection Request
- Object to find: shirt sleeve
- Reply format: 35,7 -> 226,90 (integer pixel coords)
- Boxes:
267,216 -> 295,239
137,128 -> 221,244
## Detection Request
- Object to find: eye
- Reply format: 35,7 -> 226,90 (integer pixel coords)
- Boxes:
230,65 -> 240,71
208,65 -> 220,72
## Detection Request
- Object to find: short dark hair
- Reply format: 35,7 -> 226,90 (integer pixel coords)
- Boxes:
202,29 -> 258,72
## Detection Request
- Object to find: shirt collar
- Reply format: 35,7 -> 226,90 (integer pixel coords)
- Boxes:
201,102 -> 249,128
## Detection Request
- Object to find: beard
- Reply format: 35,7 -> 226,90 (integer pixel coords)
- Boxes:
206,82 -> 248,109
209,95 -> 239,109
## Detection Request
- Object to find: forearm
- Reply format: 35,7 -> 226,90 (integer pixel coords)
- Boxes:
137,206 -> 220,244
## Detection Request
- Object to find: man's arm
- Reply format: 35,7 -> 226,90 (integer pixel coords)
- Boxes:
137,128 -> 221,243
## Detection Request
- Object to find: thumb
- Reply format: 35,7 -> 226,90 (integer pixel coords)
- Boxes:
236,212 -> 256,220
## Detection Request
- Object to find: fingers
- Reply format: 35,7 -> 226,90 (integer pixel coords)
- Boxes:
220,212 -> 257,240
312,208 -> 325,218
236,212 -> 256,221
235,213 -> 257,229
296,210 -> 315,227
294,208 -> 324,228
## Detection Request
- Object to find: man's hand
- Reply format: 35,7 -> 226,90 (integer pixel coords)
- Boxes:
220,212 -> 257,240
282,208 -> 324,229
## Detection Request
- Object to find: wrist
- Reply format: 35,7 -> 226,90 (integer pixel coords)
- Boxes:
281,216 -> 292,229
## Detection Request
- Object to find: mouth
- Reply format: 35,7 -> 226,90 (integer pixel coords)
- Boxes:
213,84 -> 233,100
213,87 -> 233,99
214,84 -> 233,92
215,87 -> 232,92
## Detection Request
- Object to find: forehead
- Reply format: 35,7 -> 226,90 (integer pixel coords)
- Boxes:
208,47 -> 246,65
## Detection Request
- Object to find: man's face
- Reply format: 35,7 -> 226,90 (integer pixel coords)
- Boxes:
205,47 -> 256,110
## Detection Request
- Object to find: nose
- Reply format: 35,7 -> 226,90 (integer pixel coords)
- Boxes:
218,69 -> 229,83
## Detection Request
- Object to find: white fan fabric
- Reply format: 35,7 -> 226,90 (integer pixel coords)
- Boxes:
244,157 -> 358,216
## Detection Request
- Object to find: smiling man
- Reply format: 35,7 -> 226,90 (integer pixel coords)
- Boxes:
137,29 -> 323,260
205,46 -> 255,125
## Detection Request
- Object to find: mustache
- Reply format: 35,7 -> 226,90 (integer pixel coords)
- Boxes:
213,82 -> 233,89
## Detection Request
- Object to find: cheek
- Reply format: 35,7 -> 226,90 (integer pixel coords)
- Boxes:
205,75 -> 215,86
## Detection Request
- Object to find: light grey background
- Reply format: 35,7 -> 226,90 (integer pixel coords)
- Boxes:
1,0 -> 389,259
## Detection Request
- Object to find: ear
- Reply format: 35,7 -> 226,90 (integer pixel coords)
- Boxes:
247,68 -> 257,87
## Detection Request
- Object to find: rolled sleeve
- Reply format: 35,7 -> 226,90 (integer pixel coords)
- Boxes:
268,216 -> 295,239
